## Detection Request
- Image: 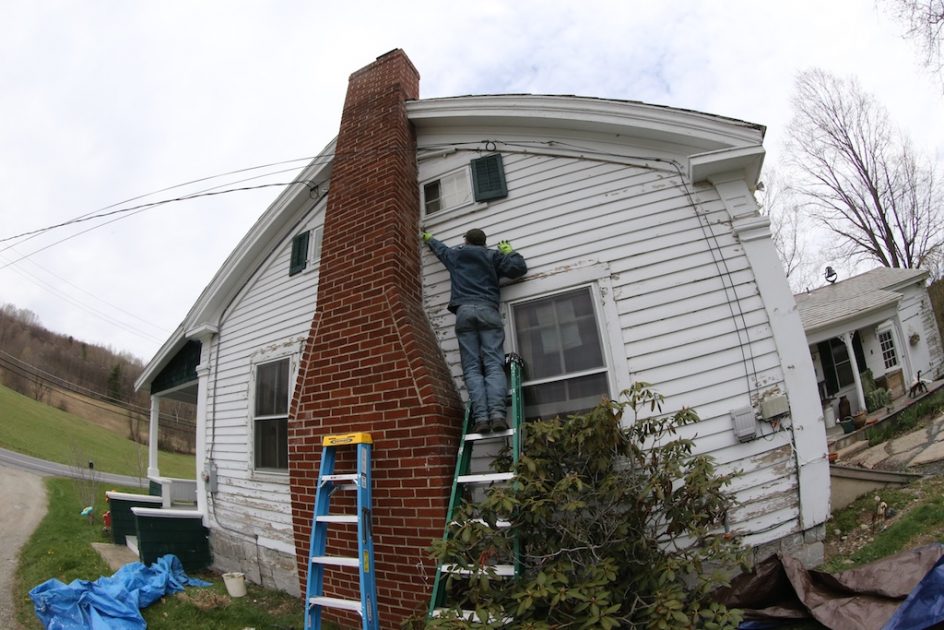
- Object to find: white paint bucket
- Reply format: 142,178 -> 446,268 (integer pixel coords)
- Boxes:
222,572 -> 247,598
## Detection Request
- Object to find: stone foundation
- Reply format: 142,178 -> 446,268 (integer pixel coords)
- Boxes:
209,530 -> 300,597
751,523 -> 826,569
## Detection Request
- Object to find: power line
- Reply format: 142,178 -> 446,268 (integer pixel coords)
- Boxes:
0,156 -> 316,247
1,249 -> 167,343
0,350 -> 194,428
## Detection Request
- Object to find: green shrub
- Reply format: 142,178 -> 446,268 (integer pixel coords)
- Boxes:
865,388 -> 891,413
424,383 -> 746,629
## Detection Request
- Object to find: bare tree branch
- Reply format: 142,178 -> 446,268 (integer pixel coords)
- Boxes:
882,0 -> 944,85
785,69 -> 944,272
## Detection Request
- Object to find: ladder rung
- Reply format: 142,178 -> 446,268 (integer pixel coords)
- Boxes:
309,595 -> 364,613
315,515 -> 358,523
311,555 -> 359,567
464,428 -> 515,440
441,563 -> 515,577
457,472 -> 514,484
321,473 -> 358,482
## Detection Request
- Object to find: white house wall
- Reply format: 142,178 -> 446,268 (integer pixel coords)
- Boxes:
203,200 -> 325,560
416,128 -> 807,545
898,284 -> 944,379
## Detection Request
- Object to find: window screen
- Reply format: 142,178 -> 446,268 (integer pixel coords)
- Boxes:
254,358 -> 289,470
512,287 -> 609,420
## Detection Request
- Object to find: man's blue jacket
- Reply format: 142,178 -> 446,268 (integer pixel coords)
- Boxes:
427,238 -> 527,313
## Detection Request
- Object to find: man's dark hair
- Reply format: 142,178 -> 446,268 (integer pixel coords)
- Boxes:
464,228 -> 487,246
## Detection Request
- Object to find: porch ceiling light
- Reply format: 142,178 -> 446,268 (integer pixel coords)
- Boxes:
825,266 -> 838,284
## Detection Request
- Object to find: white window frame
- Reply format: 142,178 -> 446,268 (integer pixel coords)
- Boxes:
501,262 -> 632,419
877,326 -> 899,370
248,344 -> 301,480
295,226 -> 324,276
420,165 -> 482,220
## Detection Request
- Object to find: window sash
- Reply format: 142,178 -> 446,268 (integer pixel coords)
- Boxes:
878,330 -> 898,369
423,169 -> 472,215
254,358 -> 290,470
830,340 -> 855,388
511,286 -> 609,420
254,417 -> 288,470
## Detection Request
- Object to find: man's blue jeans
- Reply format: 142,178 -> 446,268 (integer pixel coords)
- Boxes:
455,304 -> 507,422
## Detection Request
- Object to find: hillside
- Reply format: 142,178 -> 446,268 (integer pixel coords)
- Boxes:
0,302 -> 195,452
0,382 -> 194,479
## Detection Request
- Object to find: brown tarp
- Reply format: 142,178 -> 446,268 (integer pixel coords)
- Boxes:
715,544 -> 944,630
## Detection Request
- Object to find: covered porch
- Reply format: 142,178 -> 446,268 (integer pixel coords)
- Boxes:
115,332 -> 214,569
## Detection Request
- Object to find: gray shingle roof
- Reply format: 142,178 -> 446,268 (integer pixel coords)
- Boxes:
793,267 -> 928,332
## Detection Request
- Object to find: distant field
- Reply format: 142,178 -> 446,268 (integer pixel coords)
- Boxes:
0,384 -> 194,479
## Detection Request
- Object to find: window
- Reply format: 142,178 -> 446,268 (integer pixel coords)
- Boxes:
511,287 -> 609,420
471,154 -> 507,202
423,169 -> 472,214
254,358 -> 289,470
289,227 -> 323,276
830,339 -> 855,389
878,329 -> 898,369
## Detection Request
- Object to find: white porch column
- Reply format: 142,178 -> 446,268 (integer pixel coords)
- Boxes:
148,396 -> 160,478
841,332 -> 867,414
188,326 -> 217,523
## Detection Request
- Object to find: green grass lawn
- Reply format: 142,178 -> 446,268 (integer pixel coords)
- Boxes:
15,478 -> 308,630
0,384 -> 194,479
822,474 -> 944,573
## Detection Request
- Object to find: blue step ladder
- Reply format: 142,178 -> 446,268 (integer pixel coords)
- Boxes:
428,353 -> 525,622
304,432 -> 378,630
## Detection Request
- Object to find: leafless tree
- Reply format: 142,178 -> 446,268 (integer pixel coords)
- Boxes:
883,0 -> 944,84
786,69 -> 944,272
757,168 -> 822,291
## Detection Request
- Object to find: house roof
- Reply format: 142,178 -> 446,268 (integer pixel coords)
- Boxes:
793,267 -> 928,334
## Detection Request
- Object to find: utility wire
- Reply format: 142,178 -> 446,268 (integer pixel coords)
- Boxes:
0,350 -> 194,427
0,156 -> 315,246
1,250 -> 166,342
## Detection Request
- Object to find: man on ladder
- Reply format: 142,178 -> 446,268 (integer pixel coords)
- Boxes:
422,228 -> 527,433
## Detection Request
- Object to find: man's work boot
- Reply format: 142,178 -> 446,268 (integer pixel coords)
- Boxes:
489,413 -> 509,432
471,418 -> 491,434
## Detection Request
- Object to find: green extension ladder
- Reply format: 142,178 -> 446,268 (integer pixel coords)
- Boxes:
305,432 -> 378,630
428,353 -> 525,622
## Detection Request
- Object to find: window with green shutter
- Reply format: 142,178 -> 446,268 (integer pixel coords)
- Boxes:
289,231 -> 310,276
471,154 -> 508,202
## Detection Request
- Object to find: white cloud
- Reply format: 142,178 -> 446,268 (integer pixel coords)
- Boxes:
0,0 -> 940,360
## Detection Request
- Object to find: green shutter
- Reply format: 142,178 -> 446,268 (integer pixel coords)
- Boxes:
289,231 -> 310,276
471,154 -> 508,202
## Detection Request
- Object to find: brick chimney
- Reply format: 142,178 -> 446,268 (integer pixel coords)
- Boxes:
288,50 -> 463,626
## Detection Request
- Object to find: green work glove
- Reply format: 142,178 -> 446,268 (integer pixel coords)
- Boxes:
497,240 -> 513,254
421,231 -> 432,243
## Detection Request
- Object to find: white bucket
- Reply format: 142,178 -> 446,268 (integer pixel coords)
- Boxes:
222,572 -> 247,598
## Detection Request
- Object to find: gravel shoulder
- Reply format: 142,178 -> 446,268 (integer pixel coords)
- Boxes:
0,464 -> 46,628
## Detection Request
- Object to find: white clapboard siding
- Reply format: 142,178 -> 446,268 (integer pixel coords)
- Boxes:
202,200 -> 325,546
417,133 -> 800,542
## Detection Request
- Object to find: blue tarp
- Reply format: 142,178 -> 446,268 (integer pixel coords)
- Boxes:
882,553 -> 944,630
29,553 -> 211,630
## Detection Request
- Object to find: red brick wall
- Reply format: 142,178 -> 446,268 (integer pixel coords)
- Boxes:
288,49 -> 463,627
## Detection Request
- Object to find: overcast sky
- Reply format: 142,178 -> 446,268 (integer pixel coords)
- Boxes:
1,1 -> 942,364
